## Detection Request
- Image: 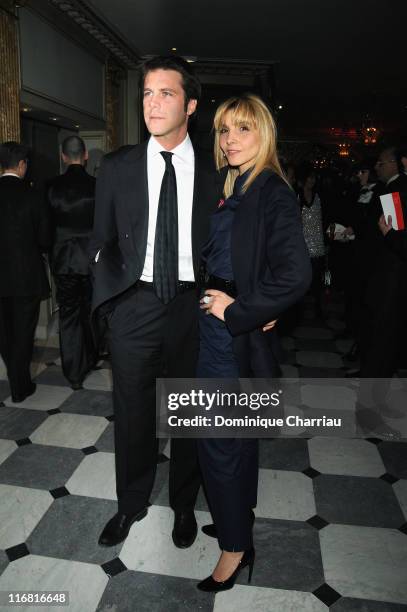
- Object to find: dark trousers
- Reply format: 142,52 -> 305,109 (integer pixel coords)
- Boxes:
359,255 -> 407,378
0,295 -> 41,399
55,274 -> 97,385
106,283 -> 201,514
310,256 -> 325,314
197,307 -> 258,551
198,438 -> 258,551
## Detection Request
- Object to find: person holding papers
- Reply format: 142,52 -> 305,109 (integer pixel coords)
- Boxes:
359,146 -> 407,380
378,162 -> 407,261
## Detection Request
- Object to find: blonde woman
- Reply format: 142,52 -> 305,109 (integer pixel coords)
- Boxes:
197,94 -> 311,592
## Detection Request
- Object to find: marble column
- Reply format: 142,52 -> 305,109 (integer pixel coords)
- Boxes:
0,2 -> 20,143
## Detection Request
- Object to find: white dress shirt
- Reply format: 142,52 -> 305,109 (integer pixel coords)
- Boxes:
142,134 -> 195,282
0,172 -> 20,178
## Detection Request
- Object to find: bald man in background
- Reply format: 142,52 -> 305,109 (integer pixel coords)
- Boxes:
48,136 -> 97,389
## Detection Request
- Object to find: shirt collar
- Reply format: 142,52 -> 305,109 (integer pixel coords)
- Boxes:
387,174 -> 399,185
1,172 -> 21,179
148,134 -> 194,165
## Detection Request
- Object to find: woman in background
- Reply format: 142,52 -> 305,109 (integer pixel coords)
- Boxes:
196,94 -> 311,592
296,163 -> 326,319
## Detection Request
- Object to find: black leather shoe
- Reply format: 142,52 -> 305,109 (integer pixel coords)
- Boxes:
344,342 -> 359,362
197,548 -> 255,592
172,510 -> 197,548
202,510 -> 255,539
345,368 -> 360,378
12,382 -> 36,403
70,382 -> 83,391
98,508 -> 148,546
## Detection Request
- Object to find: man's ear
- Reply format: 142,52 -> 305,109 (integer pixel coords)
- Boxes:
186,98 -> 197,116
84,150 -> 89,162
61,152 -> 69,165
18,159 -> 27,177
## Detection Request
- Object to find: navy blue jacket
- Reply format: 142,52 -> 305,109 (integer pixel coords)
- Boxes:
224,170 -> 312,376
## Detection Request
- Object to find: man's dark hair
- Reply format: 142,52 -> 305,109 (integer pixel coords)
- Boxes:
62,135 -> 86,161
0,141 -> 29,170
296,161 -> 316,186
396,143 -> 407,165
380,145 -> 402,173
141,55 -> 201,110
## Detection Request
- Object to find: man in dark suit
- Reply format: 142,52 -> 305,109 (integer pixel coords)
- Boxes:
378,145 -> 407,261
360,146 -> 407,379
90,56 -> 223,548
48,136 -> 97,390
0,142 -> 50,402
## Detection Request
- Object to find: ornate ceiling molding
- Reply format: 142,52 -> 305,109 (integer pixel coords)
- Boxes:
50,0 -> 140,68
195,58 -> 278,78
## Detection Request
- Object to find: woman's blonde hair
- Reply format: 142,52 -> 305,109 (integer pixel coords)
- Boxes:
213,93 -> 287,197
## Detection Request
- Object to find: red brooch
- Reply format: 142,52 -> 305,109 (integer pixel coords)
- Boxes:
218,198 -> 225,208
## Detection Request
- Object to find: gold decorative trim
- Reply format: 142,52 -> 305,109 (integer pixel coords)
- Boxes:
0,7 -> 20,142
105,60 -> 123,152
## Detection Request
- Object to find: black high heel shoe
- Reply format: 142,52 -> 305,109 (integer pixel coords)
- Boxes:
197,548 -> 255,592
202,510 -> 255,539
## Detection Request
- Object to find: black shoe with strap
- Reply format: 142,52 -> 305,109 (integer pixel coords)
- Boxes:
197,548 -> 255,592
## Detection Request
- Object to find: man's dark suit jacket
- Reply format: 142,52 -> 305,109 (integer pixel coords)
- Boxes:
363,174 -> 407,299
0,175 -> 50,298
48,165 -> 95,275
89,141 -> 224,313
359,174 -> 407,375
385,228 -> 407,261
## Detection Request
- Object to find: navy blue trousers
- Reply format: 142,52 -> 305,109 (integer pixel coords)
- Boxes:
197,306 -> 258,551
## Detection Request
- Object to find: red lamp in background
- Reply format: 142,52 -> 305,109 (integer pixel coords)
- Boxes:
363,126 -> 378,145
338,143 -> 350,157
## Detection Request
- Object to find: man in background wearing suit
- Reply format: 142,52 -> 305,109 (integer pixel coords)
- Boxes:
90,56 -> 223,548
48,136 -> 97,390
0,142 -> 50,402
360,146 -> 407,380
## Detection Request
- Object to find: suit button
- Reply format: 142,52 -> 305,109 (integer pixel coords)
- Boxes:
121,263 -> 126,270
125,233 -> 129,239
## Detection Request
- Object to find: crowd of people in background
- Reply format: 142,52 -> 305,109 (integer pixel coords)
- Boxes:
282,144 -> 407,385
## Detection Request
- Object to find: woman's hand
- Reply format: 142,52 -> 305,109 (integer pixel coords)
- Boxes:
262,319 -> 277,332
200,290 -> 235,321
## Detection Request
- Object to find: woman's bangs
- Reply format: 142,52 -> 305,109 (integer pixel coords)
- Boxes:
215,99 -> 257,130
229,101 -> 257,129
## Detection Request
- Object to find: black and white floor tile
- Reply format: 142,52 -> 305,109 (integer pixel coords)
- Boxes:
0,294 -> 406,611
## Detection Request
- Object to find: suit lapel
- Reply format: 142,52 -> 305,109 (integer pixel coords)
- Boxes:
191,148 -> 222,277
120,142 -> 149,265
231,170 -> 273,291
191,152 -> 205,274
231,190 -> 258,291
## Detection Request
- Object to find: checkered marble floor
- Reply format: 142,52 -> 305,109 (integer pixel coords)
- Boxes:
0,295 -> 406,612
